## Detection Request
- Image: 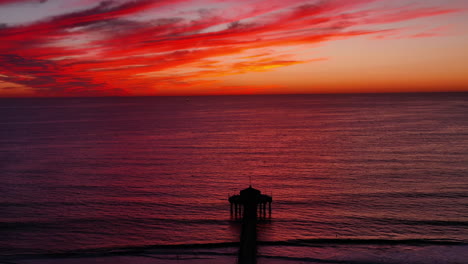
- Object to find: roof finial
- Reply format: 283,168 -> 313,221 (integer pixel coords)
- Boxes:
249,176 -> 252,187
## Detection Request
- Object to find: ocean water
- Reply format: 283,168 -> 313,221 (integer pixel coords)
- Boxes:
1,93 -> 468,264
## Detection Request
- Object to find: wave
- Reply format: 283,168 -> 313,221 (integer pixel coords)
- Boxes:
0,242 -> 239,261
346,216 -> 468,227
0,217 -> 230,231
353,191 -> 468,199
3,238 -> 466,260
261,238 -> 467,246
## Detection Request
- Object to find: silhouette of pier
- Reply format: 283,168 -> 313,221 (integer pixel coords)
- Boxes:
229,186 -> 272,264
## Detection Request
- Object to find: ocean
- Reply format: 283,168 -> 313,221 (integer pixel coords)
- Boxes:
1,93 -> 468,264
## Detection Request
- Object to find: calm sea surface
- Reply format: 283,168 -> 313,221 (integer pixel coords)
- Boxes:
1,93 -> 468,263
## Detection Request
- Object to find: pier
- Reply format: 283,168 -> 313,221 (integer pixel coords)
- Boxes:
229,186 -> 272,264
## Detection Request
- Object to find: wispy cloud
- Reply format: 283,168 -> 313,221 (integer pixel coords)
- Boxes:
0,0 -> 462,96
0,0 -> 47,4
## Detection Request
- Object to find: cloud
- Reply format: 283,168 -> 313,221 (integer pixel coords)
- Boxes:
0,0 -> 463,96
0,54 -> 126,96
0,0 -> 46,5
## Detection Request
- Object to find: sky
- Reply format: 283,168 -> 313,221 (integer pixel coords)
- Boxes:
0,0 -> 467,97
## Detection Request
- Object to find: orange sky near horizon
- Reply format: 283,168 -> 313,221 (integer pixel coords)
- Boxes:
0,0 -> 467,97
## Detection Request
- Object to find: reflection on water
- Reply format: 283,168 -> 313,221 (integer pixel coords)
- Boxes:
1,93 -> 468,257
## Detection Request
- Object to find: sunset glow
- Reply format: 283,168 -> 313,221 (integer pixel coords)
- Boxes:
1,0 -> 467,97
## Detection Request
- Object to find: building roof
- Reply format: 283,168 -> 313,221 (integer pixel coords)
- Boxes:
240,186 -> 261,196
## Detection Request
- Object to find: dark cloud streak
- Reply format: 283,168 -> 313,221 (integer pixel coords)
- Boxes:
0,54 -> 120,96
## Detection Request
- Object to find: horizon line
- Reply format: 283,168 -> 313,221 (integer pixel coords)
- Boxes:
1,90 -> 468,99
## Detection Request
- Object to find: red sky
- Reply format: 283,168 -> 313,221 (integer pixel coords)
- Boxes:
0,0 -> 467,97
